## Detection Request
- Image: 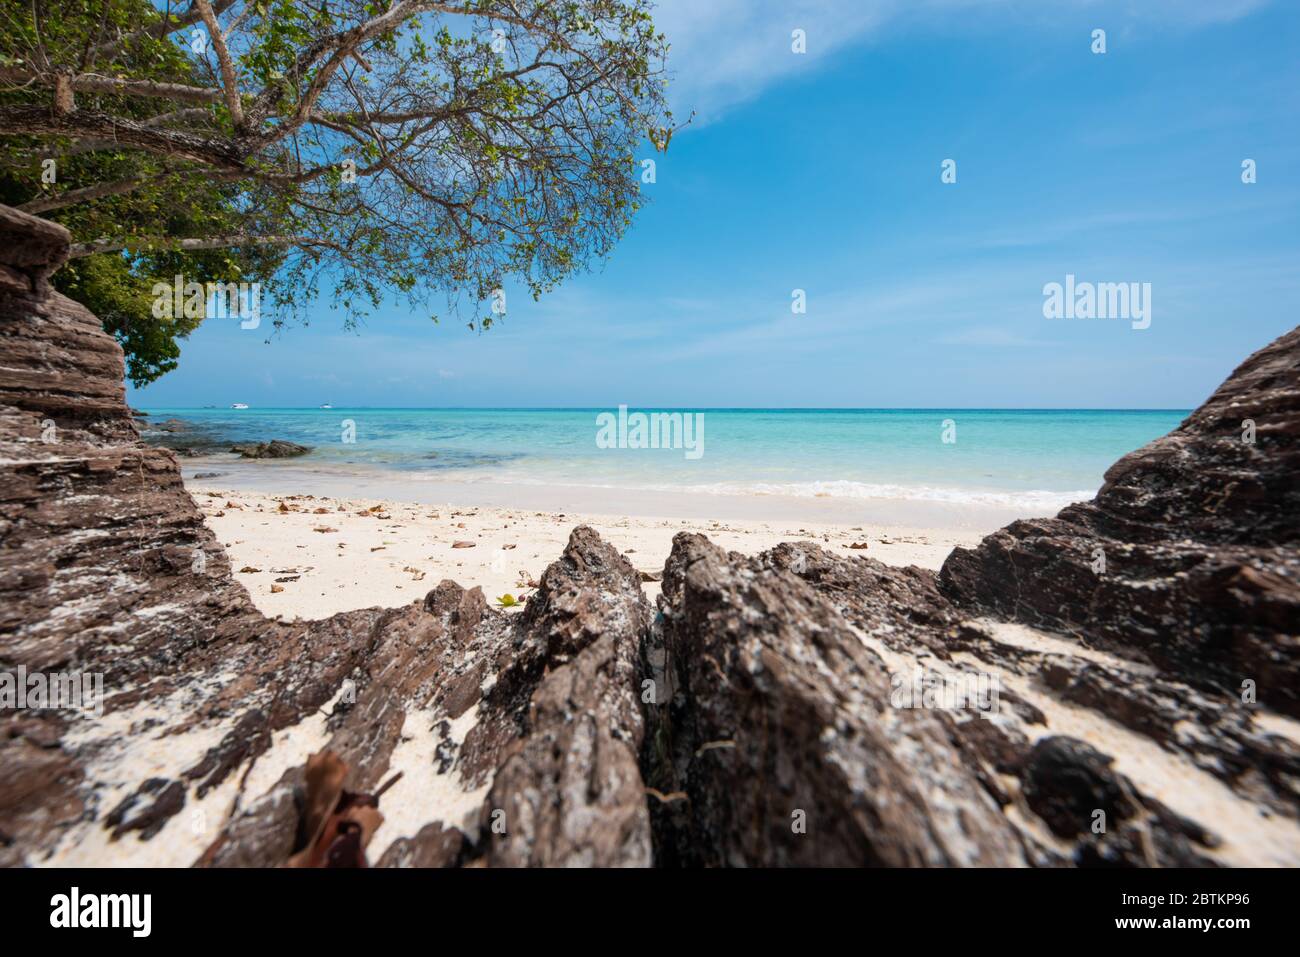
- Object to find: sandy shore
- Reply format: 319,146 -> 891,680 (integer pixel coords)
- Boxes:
189,484 -> 992,619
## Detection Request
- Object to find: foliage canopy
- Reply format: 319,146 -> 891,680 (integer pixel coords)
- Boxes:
0,0 -> 674,383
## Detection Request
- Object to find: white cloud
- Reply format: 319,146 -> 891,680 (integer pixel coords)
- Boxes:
652,0 -> 1272,123
652,0 -> 893,123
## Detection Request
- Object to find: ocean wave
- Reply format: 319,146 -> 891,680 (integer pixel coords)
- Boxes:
410,470 -> 1095,510
664,480 -> 1096,509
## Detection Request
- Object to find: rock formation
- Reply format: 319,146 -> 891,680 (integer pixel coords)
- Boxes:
941,331 -> 1300,720
230,440 -> 311,459
2,202 -> 1297,867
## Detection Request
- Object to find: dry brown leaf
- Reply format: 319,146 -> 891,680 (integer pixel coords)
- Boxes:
287,752 -> 349,868
286,753 -> 401,868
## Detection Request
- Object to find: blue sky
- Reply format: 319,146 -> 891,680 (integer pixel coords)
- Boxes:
132,0 -> 1300,410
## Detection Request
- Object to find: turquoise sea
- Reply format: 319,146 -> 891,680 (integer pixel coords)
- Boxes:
143,407 -> 1188,511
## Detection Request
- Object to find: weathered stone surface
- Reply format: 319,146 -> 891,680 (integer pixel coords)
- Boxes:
626,329 -> 1299,865
0,205 -> 649,868
230,439 -> 311,459
478,527 -> 652,867
3,201 -> 1298,868
1018,736 -> 1216,867
732,539 -> 1299,865
644,533 -> 1032,867
940,327 -> 1300,718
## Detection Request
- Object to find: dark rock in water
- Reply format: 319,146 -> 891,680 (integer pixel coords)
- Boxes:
193,471 -> 225,480
230,439 -> 311,459
139,416 -> 222,457
1,200 -> 1297,868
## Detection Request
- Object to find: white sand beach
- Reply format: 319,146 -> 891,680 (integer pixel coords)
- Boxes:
187,478 -> 1019,619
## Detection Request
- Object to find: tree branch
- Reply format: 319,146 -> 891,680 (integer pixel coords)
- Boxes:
0,65 -> 223,104
19,173 -> 155,214
140,106 -> 216,129
193,0 -> 245,130
68,232 -> 336,259
247,0 -> 460,134
0,105 -> 244,169
88,0 -> 239,65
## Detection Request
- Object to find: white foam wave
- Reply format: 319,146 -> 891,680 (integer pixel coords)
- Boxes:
408,469 -> 1095,511
665,480 -> 1095,509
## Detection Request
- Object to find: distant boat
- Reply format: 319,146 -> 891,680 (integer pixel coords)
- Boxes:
319,403 -> 333,409
230,403 -> 249,410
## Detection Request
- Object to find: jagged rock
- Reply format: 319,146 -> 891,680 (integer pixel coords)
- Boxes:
940,327 -> 1300,718
199,530 -> 651,869
1019,737 -> 1216,867
1,205 -> 271,865
230,439 -> 311,459
0,205 -> 649,868
644,533 -> 1033,866
687,537 -> 1300,865
477,526 -> 652,866
2,201 -> 1298,868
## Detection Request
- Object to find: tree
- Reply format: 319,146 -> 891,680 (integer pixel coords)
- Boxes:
1,0 -> 290,384
0,0 -> 674,380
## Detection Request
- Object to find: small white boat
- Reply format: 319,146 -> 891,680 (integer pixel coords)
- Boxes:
319,403 -> 333,409
230,403 -> 249,410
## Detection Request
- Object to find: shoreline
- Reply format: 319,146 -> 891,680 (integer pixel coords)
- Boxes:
187,473 -> 1030,619
180,456 -> 1069,525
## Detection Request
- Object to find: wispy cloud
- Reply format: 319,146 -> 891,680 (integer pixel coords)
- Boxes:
970,195 -> 1300,250
652,0 -> 891,123
934,326 -> 1053,347
654,0 -> 1272,123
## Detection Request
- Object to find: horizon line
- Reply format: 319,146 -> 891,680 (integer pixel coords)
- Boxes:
138,405 -> 1195,413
